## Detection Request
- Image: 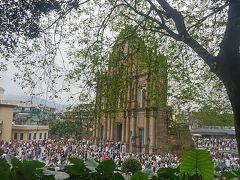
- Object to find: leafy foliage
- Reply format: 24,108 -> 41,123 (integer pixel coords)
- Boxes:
0,149 -> 239,179
1,0 -> 232,118
96,160 -> 124,180
192,105 -> 234,126
131,171 -> 148,180
221,170 -> 240,180
64,158 -> 89,178
121,157 -> 142,174
180,149 -> 214,180
49,120 -> 84,139
42,168 -> 70,180
4,155 -> 45,180
157,167 -> 180,180
0,0 -> 86,53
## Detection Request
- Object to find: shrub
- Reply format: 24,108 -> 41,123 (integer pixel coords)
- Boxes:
121,157 -> 142,174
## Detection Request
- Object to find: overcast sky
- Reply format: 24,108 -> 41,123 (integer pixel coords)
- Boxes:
0,60 -> 95,107
0,63 -> 25,95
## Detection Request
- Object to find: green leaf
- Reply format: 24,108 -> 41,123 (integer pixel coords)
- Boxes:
5,155 -> 21,169
5,155 -> 15,167
112,172 -> 125,180
68,157 -> 85,166
43,169 -> 70,180
131,171 -> 148,180
0,159 -> 11,179
0,149 -> 4,156
11,156 -> 22,168
157,167 -> 179,179
180,149 -> 214,179
221,171 -> 237,179
96,160 -> 116,175
64,158 -> 87,176
85,159 -> 99,172
22,160 -> 45,169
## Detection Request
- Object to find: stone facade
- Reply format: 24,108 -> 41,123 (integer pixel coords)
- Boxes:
93,29 -> 173,154
93,75 -> 169,154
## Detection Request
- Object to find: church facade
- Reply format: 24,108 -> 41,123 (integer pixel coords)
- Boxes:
92,28 -> 190,155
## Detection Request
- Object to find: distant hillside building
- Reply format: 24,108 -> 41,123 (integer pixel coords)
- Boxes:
12,102 -> 56,125
0,87 -> 49,141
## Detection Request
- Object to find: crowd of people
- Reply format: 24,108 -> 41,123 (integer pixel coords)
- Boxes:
192,136 -> 239,172
0,137 -> 239,173
194,136 -> 237,151
0,139 -> 179,171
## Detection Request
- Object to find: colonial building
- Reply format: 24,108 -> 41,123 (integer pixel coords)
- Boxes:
93,28 -> 194,155
93,28 -> 175,154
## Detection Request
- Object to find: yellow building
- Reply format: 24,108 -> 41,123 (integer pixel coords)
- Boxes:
0,87 -> 49,141
12,125 -> 48,141
0,104 -> 16,141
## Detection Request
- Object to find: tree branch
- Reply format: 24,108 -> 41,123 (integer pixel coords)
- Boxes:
154,0 -> 215,70
123,0 -> 179,39
40,0 -> 90,32
219,0 -> 240,58
156,0 -> 188,37
188,2 -> 229,31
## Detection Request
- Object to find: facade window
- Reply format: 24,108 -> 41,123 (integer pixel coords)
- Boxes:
44,133 -> 47,140
139,128 -> 144,147
14,133 -> 18,140
20,133 -> 24,140
28,133 -> 32,140
33,133 -> 36,139
140,89 -> 146,108
117,124 -> 122,142
39,133 -> 42,139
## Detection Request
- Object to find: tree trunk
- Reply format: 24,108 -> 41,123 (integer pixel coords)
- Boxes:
216,0 -> 240,157
224,80 -> 240,156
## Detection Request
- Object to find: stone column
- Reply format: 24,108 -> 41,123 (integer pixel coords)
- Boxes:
103,119 -> 107,140
107,119 -> 111,140
95,122 -> 99,143
144,116 -> 149,154
93,125 -> 96,137
149,115 -> 156,153
125,116 -> 130,152
110,119 -> 114,140
130,113 -> 136,153
122,117 -> 126,143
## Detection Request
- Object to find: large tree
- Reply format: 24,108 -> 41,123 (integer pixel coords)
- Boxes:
0,0 -> 88,53
76,0 -> 238,154
112,0 -> 240,154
